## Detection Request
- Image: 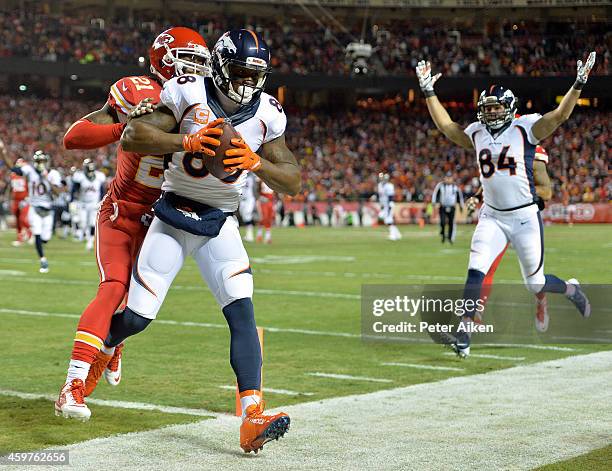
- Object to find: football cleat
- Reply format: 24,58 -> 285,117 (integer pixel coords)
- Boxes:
566,279 -> 591,318
11,240 -> 22,247
54,379 -> 91,421
39,259 -> 49,273
535,293 -> 549,333
84,350 -> 113,397
104,343 -> 123,387
438,330 -> 470,358
240,401 -> 290,453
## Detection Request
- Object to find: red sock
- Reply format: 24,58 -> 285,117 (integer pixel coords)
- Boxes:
70,281 -> 126,364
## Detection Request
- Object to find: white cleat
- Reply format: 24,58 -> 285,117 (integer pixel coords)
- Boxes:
11,240 -> 22,247
104,343 -> 123,386
54,379 -> 91,421
86,240 -> 94,251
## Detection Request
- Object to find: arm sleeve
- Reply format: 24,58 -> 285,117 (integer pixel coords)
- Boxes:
63,119 -> 125,150
518,114 -> 543,145
432,183 -> 440,204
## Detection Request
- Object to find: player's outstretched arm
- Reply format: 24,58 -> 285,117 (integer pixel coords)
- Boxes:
532,51 -> 596,141
63,103 -> 125,150
416,61 -> 473,150
225,135 -> 301,196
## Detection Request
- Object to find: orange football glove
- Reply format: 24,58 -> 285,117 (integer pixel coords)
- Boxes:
224,138 -> 262,172
182,118 -> 225,156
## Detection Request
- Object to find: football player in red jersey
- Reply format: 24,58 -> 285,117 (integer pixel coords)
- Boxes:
55,27 -> 211,420
0,139 -> 31,246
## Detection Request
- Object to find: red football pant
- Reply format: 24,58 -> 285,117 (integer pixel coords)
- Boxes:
11,200 -> 30,241
71,198 -> 149,364
260,201 -> 274,229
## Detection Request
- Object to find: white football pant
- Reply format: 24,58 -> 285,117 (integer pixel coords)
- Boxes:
127,216 -> 252,319
469,204 -> 545,293
28,208 -> 53,241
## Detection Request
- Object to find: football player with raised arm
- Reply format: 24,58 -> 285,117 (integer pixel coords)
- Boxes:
416,52 -> 595,357
111,30 -> 299,453
55,27 -> 211,420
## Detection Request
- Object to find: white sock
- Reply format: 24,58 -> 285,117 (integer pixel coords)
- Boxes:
101,344 -> 115,356
265,229 -> 271,241
256,228 -> 263,238
240,393 -> 261,420
66,359 -> 91,383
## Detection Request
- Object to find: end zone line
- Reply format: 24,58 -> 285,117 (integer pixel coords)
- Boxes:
0,388 -> 222,418
381,362 -> 464,372
306,372 -> 392,383
218,385 -> 315,397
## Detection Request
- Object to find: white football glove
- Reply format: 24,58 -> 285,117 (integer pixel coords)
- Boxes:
128,98 -> 157,119
465,196 -> 479,217
576,51 -> 596,85
416,60 -> 441,96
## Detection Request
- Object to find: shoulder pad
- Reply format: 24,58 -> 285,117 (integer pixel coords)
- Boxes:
107,76 -> 161,115
160,75 -> 207,123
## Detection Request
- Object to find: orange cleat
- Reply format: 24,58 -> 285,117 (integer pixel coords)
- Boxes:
240,401 -> 290,453
84,350 -> 112,397
55,379 -> 91,421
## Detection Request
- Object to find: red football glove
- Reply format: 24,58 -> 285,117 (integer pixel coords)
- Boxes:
224,138 -> 262,172
182,118 -> 225,156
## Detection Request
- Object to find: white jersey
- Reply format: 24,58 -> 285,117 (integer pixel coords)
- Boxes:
21,164 -> 61,209
465,114 -> 542,211
378,182 -> 395,207
241,172 -> 257,203
160,75 -> 287,212
72,170 -> 106,205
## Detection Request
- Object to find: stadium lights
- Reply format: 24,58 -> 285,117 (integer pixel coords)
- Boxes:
138,56 -> 146,64
18,84 -> 27,92
70,74 -> 78,80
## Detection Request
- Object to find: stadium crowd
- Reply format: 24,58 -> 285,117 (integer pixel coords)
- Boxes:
0,95 -> 609,206
0,10 -> 609,77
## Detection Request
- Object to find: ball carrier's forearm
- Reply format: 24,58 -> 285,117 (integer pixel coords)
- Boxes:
121,120 -> 184,155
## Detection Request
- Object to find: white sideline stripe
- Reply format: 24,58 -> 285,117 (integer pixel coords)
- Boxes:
0,269 -> 26,276
0,308 -> 360,339
0,309 -> 584,351
0,275 -> 359,300
306,372 -> 392,383
443,352 -> 526,361
38,351 -> 612,471
381,362 -> 464,372
0,389 -> 221,418
218,385 -> 315,397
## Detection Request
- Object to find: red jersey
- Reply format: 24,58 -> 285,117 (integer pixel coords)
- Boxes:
259,181 -> 274,202
106,76 -> 164,206
10,173 -> 28,201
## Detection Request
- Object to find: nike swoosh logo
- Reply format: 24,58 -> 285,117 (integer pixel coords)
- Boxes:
520,220 -> 529,225
122,83 -> 128,92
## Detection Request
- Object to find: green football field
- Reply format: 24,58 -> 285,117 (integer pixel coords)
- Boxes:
0,224 -> 610,468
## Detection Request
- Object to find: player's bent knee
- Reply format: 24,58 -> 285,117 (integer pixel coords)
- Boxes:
525,276 -> 545,294
220,268 -> 253,308
142,233 -> 183,275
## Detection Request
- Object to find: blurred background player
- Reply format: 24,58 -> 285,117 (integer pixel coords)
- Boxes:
417,52 -> 595,357
377,172 -> 401,241
55,27 -> 211,420
2,150 -> 62,273
257,178 -> 275,244
239,172 -> 256,242
71,159 -> 106,250
468,144 -> 553,332
432,172 -> 464,244
0,139 -> 31,246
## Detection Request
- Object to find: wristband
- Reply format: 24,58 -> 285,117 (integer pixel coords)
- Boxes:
572,80 -> 585,90
422,89 -> 436,98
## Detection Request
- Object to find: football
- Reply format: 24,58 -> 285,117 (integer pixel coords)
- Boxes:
204,119 -> 241,179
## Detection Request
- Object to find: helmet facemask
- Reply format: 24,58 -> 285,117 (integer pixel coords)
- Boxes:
33,151 -> 49,173
214,56 -> 270,105
153,43 -> 211,82
477,89 -> 517,131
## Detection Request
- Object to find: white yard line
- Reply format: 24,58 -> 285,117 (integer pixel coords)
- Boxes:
0,389 -> 220,418
218,385 -> 315,397
443,352 -> 526,361
0,276 -> 359,300
381,362 -> 464,372
33,351 -> 612,471
305,372 -> 393,383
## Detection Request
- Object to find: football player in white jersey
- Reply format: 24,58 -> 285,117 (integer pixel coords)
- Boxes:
377,172 -> 401,240
416,51 -> 596,357
2,151 -> 63,273
112,30 -> 299,453
71,159 -> 106,250
239,172 -> 257,242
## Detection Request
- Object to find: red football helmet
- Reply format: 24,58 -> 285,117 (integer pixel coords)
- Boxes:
149,27 -> 211,82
